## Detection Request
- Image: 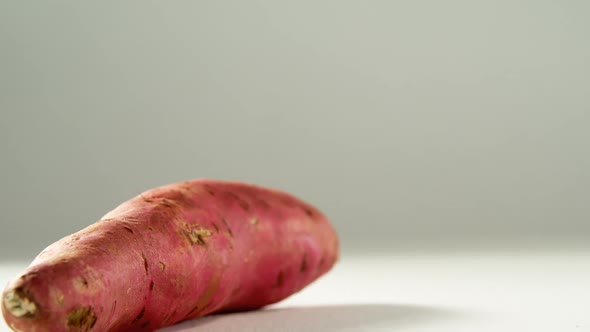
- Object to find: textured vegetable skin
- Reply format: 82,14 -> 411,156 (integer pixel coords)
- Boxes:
1,179 -> 339,332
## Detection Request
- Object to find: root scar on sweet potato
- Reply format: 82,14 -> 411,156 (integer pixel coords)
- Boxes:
3,289 -> 37,318
66,306 -> 96,331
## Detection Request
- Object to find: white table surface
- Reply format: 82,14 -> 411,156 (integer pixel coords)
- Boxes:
2,250 -> 589,332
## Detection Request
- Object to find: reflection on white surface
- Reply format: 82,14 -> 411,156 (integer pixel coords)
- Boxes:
1,251 -> 589,332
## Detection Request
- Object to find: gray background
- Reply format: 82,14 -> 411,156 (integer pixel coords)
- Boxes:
1,1 -> 589,260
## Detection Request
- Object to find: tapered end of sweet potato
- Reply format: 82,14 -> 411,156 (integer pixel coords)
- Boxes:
2,285 -> 41,332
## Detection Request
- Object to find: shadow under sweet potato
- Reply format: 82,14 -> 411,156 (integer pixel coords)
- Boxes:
158,303 -> 462,332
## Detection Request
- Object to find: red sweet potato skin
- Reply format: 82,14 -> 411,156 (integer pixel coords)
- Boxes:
2,179 -> 339,332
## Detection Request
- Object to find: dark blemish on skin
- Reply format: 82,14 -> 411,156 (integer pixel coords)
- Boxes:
141,253 -> 148,275
174,277 -> 183,289
188,303 -> 200,315
141,321 -> 150,328
300,253 -> 308,273
147,226 -> 153,231
67,306 -> 97,331
212,223 -> 219,233
123,226 -> 134,234
185,228 -> 212,245
221,217 -> 234,237
149,281 -> 154,291
274,270 -> 285,288
161,198 -> 174,208
204,185 -> 216,196
258,200 -> 271,209
73,276 -> 89,291
110,301 -> 117,317
162,309 -> 176,324
100,306 -> 104,313
281,198 -> 295,207
227,191 -> 239,201
158,262 -> 166,271
179,222 -> 212,245
141,195 -> 154,203
304,207 -> 314,217
319,257 -> 325,268
239,200 -> 250,211
80,276 -> 88,288
227,192 -> 250,211
133,307 -> 146,323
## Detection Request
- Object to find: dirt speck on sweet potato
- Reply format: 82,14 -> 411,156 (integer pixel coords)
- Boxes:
221,217 -> 234,237
189,229 -> 212,245
179,223 -> 213,246
73,276 -> 89,291
300,254 -> 308,273
132,307 -> 146,323
274,271 -> 285,288
141,253 -> 149,275
67,306 -> 96,331
227,192 -> 250,211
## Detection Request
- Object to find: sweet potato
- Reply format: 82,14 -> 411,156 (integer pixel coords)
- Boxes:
2,179 -> 339,332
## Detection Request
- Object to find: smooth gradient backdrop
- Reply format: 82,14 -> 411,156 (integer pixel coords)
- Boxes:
1,1 -> 589,260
